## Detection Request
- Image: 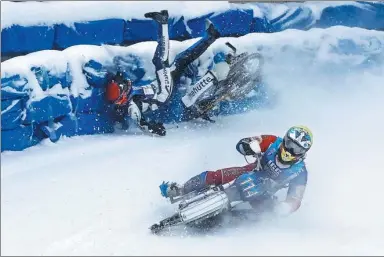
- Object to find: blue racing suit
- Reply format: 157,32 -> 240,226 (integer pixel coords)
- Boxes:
177,135 -> 308,214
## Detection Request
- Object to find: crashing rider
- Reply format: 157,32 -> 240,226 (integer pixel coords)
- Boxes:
159,125 -> 313,216
106,10 -> 221,136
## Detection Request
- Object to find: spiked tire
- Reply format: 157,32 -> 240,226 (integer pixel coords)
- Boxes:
194,52 -> 264,118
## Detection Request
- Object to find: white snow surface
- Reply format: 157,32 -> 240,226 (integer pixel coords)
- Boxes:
2,28 -> 384,256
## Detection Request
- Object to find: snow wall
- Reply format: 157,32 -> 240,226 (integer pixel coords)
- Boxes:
1,1 -> 384,151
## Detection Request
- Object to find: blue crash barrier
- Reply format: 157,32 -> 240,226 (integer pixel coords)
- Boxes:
250,16 -> 272,33
1,98 -> 24,112
54,19 -> 126,50
315,3 -> 384,30
2,2 -> 384,151
38,113 -> 114,142
168,16 -> 192,41
83,60 -> 109,88
123,16 -> 191,43
1,98 -> 25,130
31,66 -> 72,90
1,125 -> 41,151
2,2 -> 384,57
111,56 -> 146,83
123,18 -> 158,42
1,25 -> 55,55
70,88 -> 107,114
1,109 -> 24,131
268,7 -> 315,32
187,9 -> 254,38
23,95 -> 72,125
83,58 -> 147,89
1,74 -> 29,100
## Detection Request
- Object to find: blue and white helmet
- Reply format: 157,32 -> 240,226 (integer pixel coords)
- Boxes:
279,125 -> 313,165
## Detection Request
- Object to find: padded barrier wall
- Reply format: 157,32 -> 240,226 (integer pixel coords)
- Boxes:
2,3 -> 384,56
1,2 -> 384,151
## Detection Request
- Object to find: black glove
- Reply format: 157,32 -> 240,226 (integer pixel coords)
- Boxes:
236,138 -> 255,156
146,121 -> 166,136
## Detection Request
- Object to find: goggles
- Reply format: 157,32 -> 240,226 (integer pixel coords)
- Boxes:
283,137 -> 307,156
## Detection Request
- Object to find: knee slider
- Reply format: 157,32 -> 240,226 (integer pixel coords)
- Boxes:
183,171 -> 208,194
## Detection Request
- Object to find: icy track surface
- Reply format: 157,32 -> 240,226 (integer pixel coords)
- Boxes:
2,30 -> 384,255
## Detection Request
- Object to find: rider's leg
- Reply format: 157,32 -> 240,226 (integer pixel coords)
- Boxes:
171,19 -> 221,81
180,70 -> 218,109
160,163 -> 257,198
145,10 -> 173,104
170,21 -> 223,114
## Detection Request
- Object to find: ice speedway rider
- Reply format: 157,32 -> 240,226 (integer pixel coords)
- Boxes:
159,126 -> 313,216
106,10 -> 223,136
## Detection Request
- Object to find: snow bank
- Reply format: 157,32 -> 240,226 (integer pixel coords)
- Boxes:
2,26 -> 384,151
1,1 -> 383,56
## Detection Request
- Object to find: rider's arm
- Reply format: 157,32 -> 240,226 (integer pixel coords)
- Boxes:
275,168 -> 308,215
183,135 -> 279,193
127,99 -> 145,128
236,135 -> 278,155
128,96 -> 166,136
